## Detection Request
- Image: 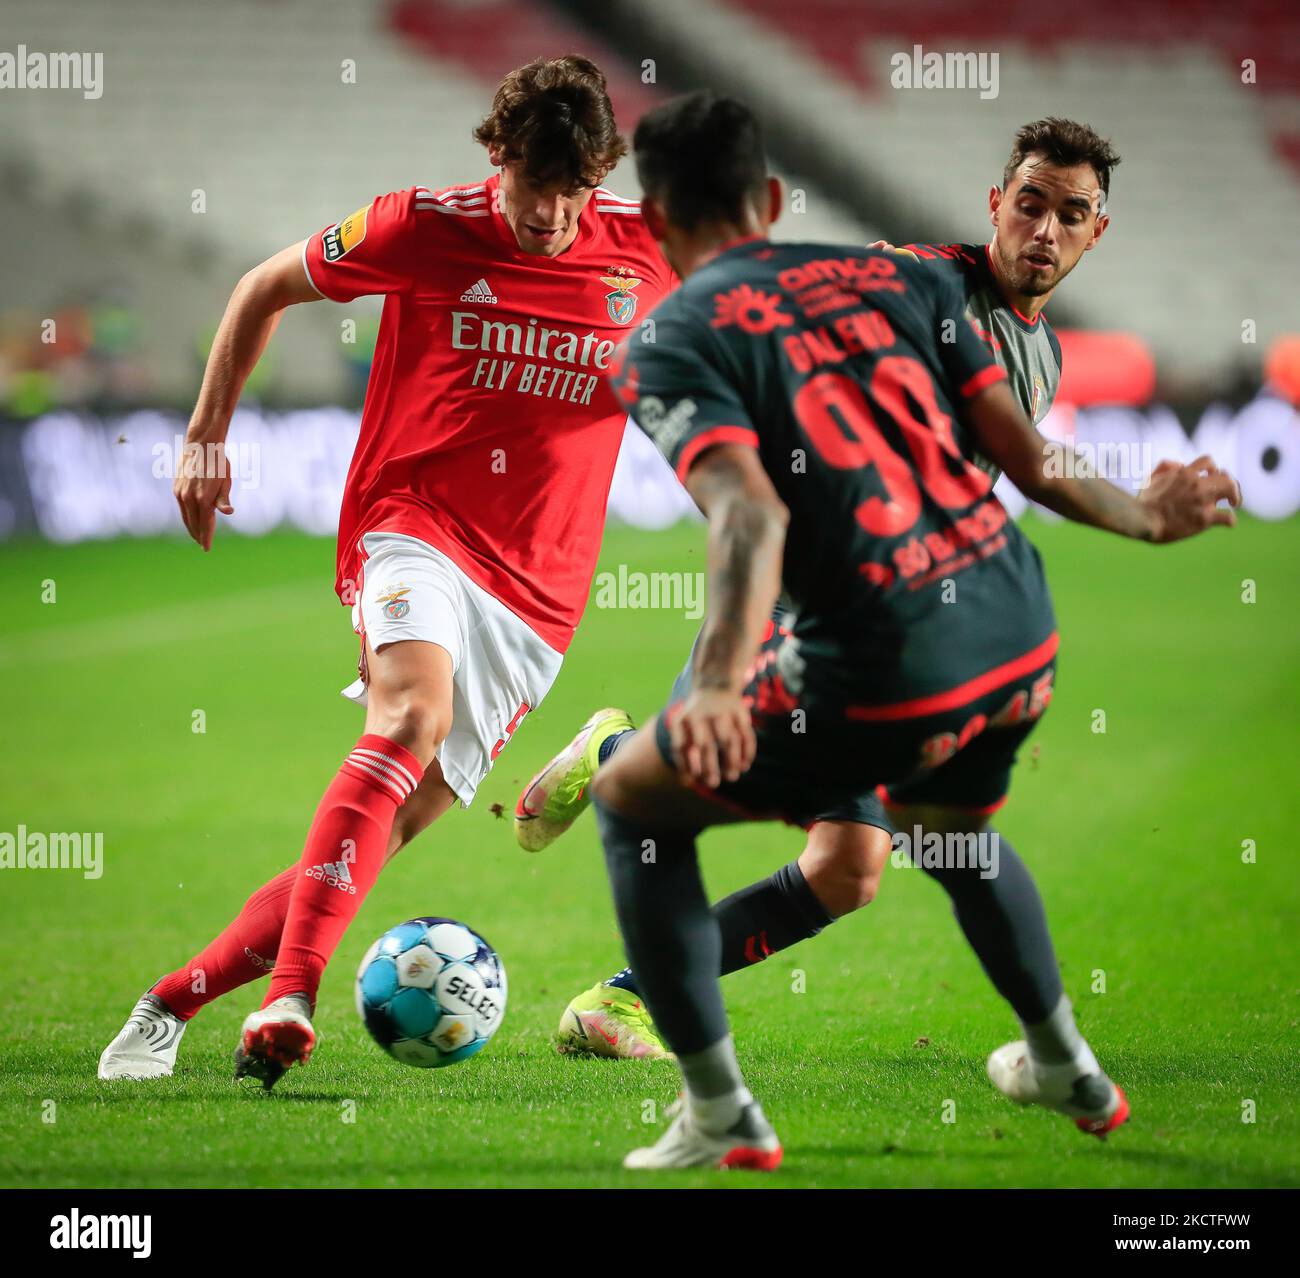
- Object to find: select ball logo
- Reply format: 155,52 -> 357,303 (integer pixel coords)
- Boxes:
356,918 -> 508,1068
438,968 -> 504,1030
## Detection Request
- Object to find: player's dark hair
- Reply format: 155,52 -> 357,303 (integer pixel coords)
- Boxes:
633,91 -> 769,233
1003,118 -> 1122,202
473,55 -> 627,190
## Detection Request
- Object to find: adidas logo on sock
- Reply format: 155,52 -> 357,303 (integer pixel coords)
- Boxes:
459,278 -> 497,304
306,860 -> 356,895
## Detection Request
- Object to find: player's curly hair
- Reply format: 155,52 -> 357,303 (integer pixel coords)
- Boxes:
1003,118 -> 1122,202
474,55 -> 627,190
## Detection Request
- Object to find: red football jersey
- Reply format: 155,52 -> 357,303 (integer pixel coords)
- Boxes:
303,175 -> 676,652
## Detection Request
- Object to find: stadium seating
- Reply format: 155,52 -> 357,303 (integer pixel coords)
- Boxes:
617,0 -> 1300,391
0,0 -> 876,406
2,1 -> 1297,531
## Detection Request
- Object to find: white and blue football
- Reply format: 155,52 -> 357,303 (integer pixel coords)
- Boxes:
355,917 -> 507,1068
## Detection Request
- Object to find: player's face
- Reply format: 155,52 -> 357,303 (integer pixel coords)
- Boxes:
494,161 -> 601,257
989,158 -> 1109,297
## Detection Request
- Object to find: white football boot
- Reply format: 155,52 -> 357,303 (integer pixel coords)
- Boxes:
987,1039 -> 1130,1138
623,1093 -> 783,1171
98,993 -> 187,1080
233,995 -> 316,1091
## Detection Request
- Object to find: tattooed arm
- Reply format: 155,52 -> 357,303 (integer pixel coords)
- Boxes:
670,444 -> 789,788
966,381 -> 1241,542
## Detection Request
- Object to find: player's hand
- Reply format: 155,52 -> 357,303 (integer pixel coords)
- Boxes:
669,687 -> 756,790
867,239 -> 918,261
173,437 -> 234,552
1139,455 -> 1241,544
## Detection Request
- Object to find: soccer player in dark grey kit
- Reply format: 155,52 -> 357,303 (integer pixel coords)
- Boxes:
586,92 -> 1239,1170
521,118 -> 1127,1071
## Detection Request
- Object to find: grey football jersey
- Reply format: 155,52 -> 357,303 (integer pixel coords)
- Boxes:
901,242 -> 1062,481
771,239 -> 1060,617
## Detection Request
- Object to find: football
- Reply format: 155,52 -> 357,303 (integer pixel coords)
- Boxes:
355,917 -> 507,1068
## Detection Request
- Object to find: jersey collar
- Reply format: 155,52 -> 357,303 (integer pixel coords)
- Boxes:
693,233 -> 770,274
982,243 -> 1047,331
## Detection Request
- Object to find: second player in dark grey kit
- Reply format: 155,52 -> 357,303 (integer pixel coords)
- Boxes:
588,92 -> 1239,1171
528,118 -> 1132,1066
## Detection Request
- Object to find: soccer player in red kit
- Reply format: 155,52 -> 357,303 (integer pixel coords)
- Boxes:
98,56 -> 675,1088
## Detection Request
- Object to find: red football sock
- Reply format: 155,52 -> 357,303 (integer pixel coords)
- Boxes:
152,864 -> 298,1020
265,734 -> 423,1007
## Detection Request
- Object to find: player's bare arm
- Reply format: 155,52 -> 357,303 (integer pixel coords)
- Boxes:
965,380 -> 1241,543
175,241 -> 322,551
673,443 -> 789,789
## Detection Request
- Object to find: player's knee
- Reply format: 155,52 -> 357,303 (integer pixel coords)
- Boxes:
849,867 -> 882,909
589,755 -> 625,809
590,757 -> 657,825
813,860 -> 882,915
801,821 -> 891,917
370,696 -> 450,767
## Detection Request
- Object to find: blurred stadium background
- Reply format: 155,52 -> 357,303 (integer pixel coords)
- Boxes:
3,0 -> 1300,541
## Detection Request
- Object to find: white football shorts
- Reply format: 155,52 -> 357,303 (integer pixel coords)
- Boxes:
341,531 -> 564,807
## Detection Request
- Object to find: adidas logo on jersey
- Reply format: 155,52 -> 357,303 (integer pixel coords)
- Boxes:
306,860 -> 356,894
459,278 -> 498,304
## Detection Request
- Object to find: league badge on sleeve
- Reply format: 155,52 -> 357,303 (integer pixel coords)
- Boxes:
601,268 -> 642,325
323,204 -> 369,262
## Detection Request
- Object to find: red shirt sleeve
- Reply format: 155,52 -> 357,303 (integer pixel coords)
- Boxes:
302,188 -> 418,302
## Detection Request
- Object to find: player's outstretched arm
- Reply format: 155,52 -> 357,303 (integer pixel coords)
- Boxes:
176,241 -> 323,551
965,381 -> 1241,543
674,444 -> 790,789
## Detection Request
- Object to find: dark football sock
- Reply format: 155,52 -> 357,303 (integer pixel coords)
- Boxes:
603,966 -> 639,991
594,798 -> 728,1056
714,859 -> 833,974
920,832 -> 1063,1025
601,859 -> 833,997
597,727 -> 634,767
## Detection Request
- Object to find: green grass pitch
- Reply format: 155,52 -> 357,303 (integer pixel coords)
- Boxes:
1,515 -> 1296,1188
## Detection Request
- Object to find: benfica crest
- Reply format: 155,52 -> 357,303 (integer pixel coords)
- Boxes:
601,270 -> 641,325
376,584 -> 412,620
